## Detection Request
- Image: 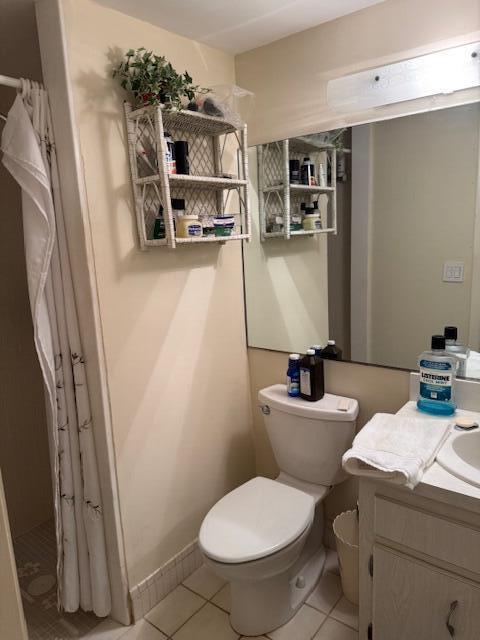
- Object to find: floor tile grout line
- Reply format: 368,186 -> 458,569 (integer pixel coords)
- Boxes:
167,600 -> 209,638
143,616 -> 171,639
180,581 -> 211,601
180,577 -> 226,603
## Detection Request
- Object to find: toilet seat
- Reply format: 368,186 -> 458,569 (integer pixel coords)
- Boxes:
199,477 -> 315,564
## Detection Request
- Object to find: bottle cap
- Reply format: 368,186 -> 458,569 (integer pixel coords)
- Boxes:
300,203 -> 306,210
431,335 -> 446,350
303,157 -> 310,161
311,345 -> 323,350
444,326 -> 458,341
327,339 -> 336,345
171,199 -> 185,209
289,353 -> 300,360
306,349 -> 315,355
312,201 -> 319,210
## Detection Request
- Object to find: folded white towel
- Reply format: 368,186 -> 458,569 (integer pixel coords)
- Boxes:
342,412 -> 452,489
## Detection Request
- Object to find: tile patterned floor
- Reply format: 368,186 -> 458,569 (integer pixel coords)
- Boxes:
13,520 -> 101,640
67,549 -> 358,640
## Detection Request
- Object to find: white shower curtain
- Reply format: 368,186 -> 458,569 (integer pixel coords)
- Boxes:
1,80 -> 111,616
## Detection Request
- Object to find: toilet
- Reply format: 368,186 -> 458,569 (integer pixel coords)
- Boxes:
199,384 -> 359,637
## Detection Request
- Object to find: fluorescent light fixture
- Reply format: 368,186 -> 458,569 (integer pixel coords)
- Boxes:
327,41 -> 480,111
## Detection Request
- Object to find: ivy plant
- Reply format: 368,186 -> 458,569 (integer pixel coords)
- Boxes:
113,48 -> 208,109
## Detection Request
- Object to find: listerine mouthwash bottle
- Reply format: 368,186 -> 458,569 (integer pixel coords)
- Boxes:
417,335 -> 456,416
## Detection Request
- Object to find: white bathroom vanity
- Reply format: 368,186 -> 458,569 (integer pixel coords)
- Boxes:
359,376 -> 480,639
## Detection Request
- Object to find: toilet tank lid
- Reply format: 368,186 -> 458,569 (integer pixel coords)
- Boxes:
258,385 -> 359,421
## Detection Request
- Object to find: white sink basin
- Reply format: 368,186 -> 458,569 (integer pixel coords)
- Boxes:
437,429 -> 480,488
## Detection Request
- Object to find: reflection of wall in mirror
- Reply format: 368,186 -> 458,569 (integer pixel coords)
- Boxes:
244,147 -> 329,353
351,104 -> 480,371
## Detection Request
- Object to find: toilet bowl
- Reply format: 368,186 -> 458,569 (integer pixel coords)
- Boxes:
199,385 -> 359,637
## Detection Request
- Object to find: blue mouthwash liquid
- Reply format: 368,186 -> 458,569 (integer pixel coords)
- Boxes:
286,354 -> 301,397
417,335 -> 456,416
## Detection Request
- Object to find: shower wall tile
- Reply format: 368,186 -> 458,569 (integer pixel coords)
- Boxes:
130,539 -> 202,621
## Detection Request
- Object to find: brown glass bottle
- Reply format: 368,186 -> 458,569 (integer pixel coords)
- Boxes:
299,349 -> 325,402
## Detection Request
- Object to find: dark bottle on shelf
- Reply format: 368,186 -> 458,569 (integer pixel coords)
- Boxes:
299,349 -> 325,402
321,340 -> 343,360
174,141 -> 190,175
153,205 -> 165,239
301,157 -> 316,186
289,159 -> 301,184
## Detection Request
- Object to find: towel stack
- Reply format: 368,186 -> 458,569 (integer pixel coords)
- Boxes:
342,413 -> 452,489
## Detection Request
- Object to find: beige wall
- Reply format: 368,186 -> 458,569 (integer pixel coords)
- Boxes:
248,347 -> 410,526
236,0 -> 480,145
368,104 -> 480,369
61,0 -> 255,587
244,147 -> 329,353
0,0 -> 53,538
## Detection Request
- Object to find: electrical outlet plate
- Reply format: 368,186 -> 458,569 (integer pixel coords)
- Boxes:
443,261 -> 465,283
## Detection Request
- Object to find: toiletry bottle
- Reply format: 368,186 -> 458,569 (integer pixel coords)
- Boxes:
318,163 -> 327,187
444,326 -> 470,377
321,340 -> 343,360
174,140 -> 189,175
171,198 -> 185,218
312,345 -> 324,356
289,159 -> 301,184
301,157 -> 316,186
164,132 -> 176,174
300,349 -> 325,402
153,205 -> 165,240
417,335 -> 457,416
286,354 -> 301,397
312,201 -> 322,229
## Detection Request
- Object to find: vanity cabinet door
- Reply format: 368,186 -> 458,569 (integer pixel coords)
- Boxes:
373,545 -> 480,639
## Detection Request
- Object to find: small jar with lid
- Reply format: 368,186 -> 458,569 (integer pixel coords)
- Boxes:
302,206 -> 322,231
176,214 -> 203,238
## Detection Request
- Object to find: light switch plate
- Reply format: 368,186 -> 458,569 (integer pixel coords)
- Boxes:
443,261 -> 465,282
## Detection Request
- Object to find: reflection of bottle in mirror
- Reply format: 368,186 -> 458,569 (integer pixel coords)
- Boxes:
289,159 -> 301,184
417,335 -> 456,416
299,349 -> 324,402
318,163 -> 327,187
311,344 -> 324,356
301,157 -> 317,186
321,340 -> 343,360
444,326 -> 469,377
286,354 -> 301,397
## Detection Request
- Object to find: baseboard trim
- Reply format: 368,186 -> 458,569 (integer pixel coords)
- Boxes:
129,539 -> 203,621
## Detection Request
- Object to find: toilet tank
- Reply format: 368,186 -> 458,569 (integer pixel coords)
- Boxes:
258,384 -> 359,486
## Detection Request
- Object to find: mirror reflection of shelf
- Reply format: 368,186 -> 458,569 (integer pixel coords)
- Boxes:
257,137 -> 337,241
124,102 -> 251,249
263,184 -> 335,193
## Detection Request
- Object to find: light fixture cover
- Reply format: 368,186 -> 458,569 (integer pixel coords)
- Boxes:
327,41 -> 480,111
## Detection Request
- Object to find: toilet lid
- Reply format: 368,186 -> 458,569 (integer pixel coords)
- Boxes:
199,477 -> 315,564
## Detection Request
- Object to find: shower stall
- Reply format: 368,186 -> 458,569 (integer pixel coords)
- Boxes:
0,1 -> 129,637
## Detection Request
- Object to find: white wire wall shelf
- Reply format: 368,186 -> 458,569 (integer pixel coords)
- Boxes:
124,102 -> 251,249
257,137 -> 337,241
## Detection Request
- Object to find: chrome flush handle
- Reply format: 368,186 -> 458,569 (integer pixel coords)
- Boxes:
446,600 -> 458,637
261,405 -> 270,415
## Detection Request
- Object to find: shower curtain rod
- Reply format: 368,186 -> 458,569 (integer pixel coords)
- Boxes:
0,74 -> 22,89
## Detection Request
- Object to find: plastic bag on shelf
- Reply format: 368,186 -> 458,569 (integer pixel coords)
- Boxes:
189,84 -> 255,128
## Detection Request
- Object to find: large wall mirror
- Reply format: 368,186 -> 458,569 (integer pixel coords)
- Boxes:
243,102 -> 480,378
